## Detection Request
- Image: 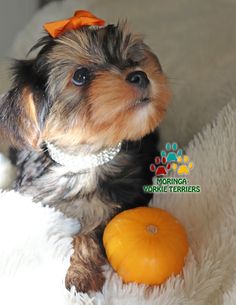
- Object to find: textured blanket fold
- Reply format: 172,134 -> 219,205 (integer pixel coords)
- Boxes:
0,101 -> 235,305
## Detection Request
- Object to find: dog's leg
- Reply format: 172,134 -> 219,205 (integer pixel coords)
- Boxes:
65,231 -> 106,293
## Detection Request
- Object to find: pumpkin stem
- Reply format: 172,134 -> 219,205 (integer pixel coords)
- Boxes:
146,224 -> 158,234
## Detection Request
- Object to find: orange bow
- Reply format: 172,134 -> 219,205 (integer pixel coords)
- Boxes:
43,10 -> 105,38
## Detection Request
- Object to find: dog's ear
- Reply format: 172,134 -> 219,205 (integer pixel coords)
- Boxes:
0,59 -> 49,150
0,87 -> 41,149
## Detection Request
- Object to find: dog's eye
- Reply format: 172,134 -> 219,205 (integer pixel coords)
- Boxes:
72,68 -> 90,86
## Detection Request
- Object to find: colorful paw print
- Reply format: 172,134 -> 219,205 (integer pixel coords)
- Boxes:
149,143 -> 193,177
172,155 -> 193,175
161,142 -> 183,163
150,156 -> 171,176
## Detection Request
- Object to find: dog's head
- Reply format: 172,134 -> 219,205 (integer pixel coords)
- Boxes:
0,22 -> 170,150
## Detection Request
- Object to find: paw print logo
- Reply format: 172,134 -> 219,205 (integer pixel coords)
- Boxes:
149,143 -> 194,177
172,155 -> 193,175
150,156 -> 171,176
161,142 -> 183,163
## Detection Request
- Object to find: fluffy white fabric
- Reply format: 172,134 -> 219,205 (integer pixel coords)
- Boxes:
0,2 -> 235,303
0,100 -> 235,305
0,154 -> 16,189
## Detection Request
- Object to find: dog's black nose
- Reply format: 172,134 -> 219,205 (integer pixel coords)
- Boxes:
126,71 -> 150,89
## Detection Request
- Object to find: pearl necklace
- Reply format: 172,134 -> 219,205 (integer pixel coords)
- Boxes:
45,141 -> 122,173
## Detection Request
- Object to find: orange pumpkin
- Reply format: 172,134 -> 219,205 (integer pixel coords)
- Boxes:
103,207 -> 189,285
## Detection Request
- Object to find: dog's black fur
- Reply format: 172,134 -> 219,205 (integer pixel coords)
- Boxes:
10,134 -> 157,209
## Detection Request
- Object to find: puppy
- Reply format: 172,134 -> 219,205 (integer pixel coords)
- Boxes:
0,20 -> 170,293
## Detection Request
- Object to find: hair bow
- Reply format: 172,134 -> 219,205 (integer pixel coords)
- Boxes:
43,10 -> 105,38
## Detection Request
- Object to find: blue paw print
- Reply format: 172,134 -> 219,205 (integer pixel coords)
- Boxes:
161,142 -> 183,163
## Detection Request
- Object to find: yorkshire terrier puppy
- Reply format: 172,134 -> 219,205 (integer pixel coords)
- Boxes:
0,18 -> 170,293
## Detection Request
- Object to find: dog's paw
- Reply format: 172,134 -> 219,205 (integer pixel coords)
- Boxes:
65,233 -> 106,293
65,265 -> 105,293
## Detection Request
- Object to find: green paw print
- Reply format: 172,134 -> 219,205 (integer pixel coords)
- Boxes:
172,155 -> 193,175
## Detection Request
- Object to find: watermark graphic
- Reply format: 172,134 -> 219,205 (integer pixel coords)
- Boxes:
145,142 -> 201,193
172,155 -> 193,175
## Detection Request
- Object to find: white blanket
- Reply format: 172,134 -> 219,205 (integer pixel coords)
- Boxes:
0,101 -> 236,305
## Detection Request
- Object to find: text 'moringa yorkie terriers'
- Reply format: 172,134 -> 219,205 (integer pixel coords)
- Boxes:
0,11 -> 170,293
